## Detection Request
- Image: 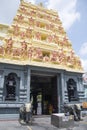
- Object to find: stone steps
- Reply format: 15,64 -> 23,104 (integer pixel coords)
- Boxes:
0,114 -> 50,121
0,114 -> 19,120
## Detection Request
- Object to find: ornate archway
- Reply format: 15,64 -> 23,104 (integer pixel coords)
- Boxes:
4,73 -> 19,101
67,78 -> 79,102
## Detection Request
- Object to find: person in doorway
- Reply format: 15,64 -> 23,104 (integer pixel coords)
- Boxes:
32,94 -> 37,115
48,104 -> 53,114
33,101 -> 37,115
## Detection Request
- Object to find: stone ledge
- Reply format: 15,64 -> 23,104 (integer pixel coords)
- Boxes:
51,113 -> 74,128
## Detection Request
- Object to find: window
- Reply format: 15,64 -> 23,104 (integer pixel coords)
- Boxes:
43,51 -> 50,57
41,34 -> 47,41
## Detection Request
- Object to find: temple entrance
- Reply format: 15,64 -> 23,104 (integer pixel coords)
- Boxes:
30,73 -> 58,115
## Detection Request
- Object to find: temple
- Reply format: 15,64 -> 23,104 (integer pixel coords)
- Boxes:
0,0 -> 85,115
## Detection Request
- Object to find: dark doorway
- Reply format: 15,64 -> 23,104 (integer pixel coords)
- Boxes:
67,78 -> 79,102
30,73 -> 58,115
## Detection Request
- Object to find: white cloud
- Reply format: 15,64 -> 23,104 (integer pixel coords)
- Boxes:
0,0 -> 80,29
81,59 -> 87,72
78,42 -> 87,72
79,42 -> 87,56
47,0 -> 80,30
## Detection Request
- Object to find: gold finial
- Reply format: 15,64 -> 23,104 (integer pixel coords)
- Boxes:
20,0 -> 24,3
39,2 -> 43,7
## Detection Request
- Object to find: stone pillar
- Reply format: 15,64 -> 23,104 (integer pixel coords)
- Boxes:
26,67 -> 31,102
57,74 -> 61,113
0,70 -> 4,101
0,70 -> 4,88
60,72 -> 65,103
57,72 -> 65,112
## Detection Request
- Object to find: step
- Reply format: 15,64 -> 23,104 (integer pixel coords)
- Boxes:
0,114 -> 19,120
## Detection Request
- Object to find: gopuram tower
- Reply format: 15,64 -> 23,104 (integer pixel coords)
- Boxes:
0,0 -> 83,72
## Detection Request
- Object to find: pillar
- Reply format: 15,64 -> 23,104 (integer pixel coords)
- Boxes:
26,67 -> 31,102
57,72 -> 65,112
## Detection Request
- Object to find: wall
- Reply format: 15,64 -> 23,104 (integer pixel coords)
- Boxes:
0,63 -> 84,114
0,63 -> 29,114
63,71 -> 84,103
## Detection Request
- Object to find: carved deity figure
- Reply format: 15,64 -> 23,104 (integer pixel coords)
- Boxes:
12,48 -> 21,57
19,41 -> 27,58
31,10 -> 36,16
20,7 -> 26,14
26,28 -> 32,39
5,38 -> 13,55
47,35 -> 53,43
63,37 -> 68,46
49,24 -> 54,31
36,21 -> 40,27
28,47 -> 33,59
46,24 -> 50,30
28,17 -> 34,25
35,32 -> 41,40
53,35 -> 59,44
58,26 -> 64,33
50,51 -> 58,62
58,49 -> 65,64
67,56 -> 71,64
43,55 -> 49,62
17,14 -> 24,23
66,50 -> 75,67
21,41 -> 27,50
13,25 -> 20,36
20,31 -> 25,39
32,48 -> 43,60
6,38 -> 13,48
66,55 -> 75,67
36,48 -> 43,59
47,15 -> 51,21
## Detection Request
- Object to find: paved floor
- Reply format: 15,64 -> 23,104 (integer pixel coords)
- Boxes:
0,116 -> 87,130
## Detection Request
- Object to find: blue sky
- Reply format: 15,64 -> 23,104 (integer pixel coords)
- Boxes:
0,0 -> 87,71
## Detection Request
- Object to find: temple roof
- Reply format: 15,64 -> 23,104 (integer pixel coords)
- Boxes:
0,0 -> 84,73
